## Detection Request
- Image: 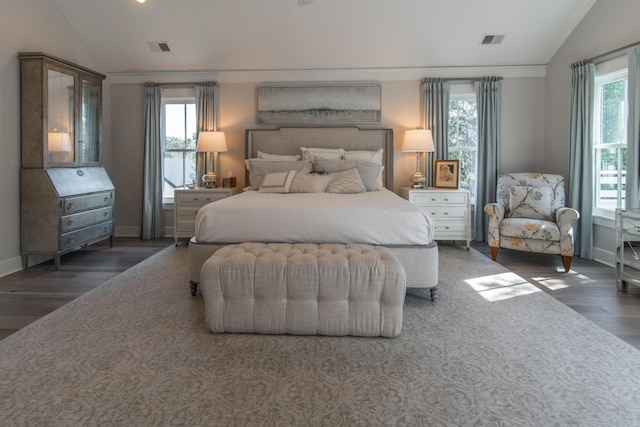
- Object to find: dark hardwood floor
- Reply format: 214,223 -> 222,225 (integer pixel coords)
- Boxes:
0,237 -> 173,340
1,238 -> 639,351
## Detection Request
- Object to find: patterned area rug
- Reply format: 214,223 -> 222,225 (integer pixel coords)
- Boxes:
1,244 -> 639,426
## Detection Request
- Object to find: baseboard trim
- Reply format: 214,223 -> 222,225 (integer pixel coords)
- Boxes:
0,256 -> 24,278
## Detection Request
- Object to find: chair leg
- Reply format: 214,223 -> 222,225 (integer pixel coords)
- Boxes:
561,255 -> 572,272
490,246 -> 498,261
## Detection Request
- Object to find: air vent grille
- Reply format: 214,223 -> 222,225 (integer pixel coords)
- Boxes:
482,35 -> 505,45
147,41 -> 171,52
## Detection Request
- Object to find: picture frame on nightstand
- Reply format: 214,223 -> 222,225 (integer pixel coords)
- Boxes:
434,159 -> 459,189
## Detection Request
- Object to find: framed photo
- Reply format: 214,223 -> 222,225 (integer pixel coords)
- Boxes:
434,159 -> 460,189
257,84 -> 381,124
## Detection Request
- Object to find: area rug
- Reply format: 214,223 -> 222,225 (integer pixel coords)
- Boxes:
1,244 -> 639,426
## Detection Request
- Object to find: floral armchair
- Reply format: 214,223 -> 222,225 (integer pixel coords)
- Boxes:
484,173 -> 580,272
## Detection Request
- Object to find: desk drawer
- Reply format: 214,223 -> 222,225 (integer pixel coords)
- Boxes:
61,206 -> 113,232
175,193 -> 229,204
63,191 -> 113,214
60,221 -> 113,250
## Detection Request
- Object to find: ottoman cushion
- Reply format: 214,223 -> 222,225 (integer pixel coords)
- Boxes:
200,243 -> 406,337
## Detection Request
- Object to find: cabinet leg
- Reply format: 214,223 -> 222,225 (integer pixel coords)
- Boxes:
190,281 -> 198,296
618,280 -> 628,292
54,254 -> 60,271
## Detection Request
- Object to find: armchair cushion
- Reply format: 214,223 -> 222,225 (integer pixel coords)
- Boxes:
500,218 -> 560,241
508,186 -> 554,221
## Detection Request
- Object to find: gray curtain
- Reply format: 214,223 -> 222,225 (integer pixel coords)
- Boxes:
141,83 -> 163,240
474,77 -> 502,242
195,82 -> 219,187
627,47 -> 640,209
421,79 -> 450,188
568,61 -> 595,259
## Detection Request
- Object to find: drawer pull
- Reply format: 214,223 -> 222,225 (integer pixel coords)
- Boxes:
103,211 -> 109,217
104,196 -> 109,202
66,220 -> 73,226
104,227 -> 110,233
444,198 -> 449,201
444,212 -> 449,215
66,237 -> 74,244
66,203 -> 73,210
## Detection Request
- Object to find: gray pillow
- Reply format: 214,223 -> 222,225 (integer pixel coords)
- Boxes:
245,159 -> 312,189
326,168 -> 366,194
313,158 -> 383,191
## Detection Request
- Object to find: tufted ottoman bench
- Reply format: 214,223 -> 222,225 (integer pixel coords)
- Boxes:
199,243 -> 406,337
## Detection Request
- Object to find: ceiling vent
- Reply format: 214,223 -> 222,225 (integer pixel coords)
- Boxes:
147,41 -> 171,52
481,35 -> 505,45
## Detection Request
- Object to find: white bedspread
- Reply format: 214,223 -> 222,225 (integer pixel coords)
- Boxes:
194,189 -> 434,245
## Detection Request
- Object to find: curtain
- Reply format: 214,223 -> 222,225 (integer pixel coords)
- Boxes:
421,79 -> 450,188
141,83 -> 163,240
568,61 -> 595,259
627,47 -> 640,209
474,77 -> 502,242
195,82 -> 219,187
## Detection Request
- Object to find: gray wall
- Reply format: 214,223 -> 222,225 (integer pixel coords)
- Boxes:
545,0 -> 640,264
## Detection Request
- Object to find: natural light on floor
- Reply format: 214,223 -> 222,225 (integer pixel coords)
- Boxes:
465,272 -> 542,302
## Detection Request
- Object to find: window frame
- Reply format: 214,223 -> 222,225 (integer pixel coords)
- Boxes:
161,93 -> 197,204
592,64 -> 628,218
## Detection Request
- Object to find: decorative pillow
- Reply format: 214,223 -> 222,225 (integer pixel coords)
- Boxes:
326,168 -> 366,194
508,185 -> 554,220
259,170 -> 297,193
245,159 -> 312,190
343,149 -> 383,165
313,158 -> 384,191
289,170 -> 332,193
300,147 -> 345,162
257,151 -> 301,161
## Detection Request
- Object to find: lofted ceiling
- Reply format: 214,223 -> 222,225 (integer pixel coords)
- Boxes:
51,0 -> 597,74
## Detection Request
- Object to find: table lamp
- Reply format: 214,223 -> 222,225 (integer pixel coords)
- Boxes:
197,131 -> 228,188
402,129 -> 434,188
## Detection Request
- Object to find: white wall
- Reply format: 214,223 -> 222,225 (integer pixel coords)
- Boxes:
109,72 -> 546,237
0,0 -> 106,276
545,0 -> 640,265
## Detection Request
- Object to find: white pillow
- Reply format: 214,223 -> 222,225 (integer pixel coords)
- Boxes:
245,159 -> 312,190
343,149 -> 383,165
313,158 -> 384,191
508,186 -> 553,220
326,168 -> 366,194
257,151 -> 301,161
259,170 -> 297,193
289,170 -> 332,193
300,147 -> 345,162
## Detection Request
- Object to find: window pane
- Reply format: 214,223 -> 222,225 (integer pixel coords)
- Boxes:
596,147 -> 624,209
186,103 -> 197,150
163,151 -> 197,199
600,80 -> 626,145
448,99 -> 477,149
165,104 -> 186,148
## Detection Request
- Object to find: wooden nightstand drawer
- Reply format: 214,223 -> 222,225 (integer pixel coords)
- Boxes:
420,206 -> 468,221
410,192 -> 467,206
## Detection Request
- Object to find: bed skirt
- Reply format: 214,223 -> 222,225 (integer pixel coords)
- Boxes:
188,238 -> 439,300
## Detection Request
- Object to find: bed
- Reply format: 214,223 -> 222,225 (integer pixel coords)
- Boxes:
188,127 -> 439,300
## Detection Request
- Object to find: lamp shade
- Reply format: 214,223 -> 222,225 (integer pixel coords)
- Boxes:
48,131 -> 73,152
402,129 -> 434,152
197,131 -> 228,153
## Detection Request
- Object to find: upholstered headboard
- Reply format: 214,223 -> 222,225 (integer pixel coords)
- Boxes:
245,127 -> 393,188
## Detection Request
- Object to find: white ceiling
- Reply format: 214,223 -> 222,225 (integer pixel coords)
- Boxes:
51,0 -> 597,74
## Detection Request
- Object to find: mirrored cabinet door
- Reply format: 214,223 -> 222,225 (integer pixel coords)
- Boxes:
79,77 -> 102,165
47,67 -> 76,166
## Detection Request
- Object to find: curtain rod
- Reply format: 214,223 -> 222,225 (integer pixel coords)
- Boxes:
146,82 -> 218,88
586,40 -> 640,63
421,77 -> 502,83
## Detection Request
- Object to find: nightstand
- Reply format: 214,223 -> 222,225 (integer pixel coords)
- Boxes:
400,187 -> 471,250
173,187 -> 240,245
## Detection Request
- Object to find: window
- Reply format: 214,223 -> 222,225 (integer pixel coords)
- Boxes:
448,92 -> 478,204
593,64 -> 628,215
162,96 -> 197,201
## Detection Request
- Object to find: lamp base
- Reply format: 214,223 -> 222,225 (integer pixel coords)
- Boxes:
411,171 -> 426,188
202,172 -> 218,188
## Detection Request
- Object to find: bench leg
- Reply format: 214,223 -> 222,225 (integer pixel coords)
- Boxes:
189,281 -> 198,296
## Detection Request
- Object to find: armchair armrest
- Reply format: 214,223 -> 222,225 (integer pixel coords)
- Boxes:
484,203 -> 505,248
556,207 -> 579,234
